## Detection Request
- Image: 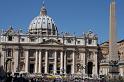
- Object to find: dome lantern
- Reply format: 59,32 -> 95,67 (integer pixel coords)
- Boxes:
40,1 -> 47,16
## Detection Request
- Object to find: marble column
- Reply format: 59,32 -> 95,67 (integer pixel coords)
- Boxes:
13,50 -> 19,72
45,50 -> 48,74
64,51 -> 66,74
35,50 -> 38,73
80,52 -> 86,75
38,50 -> 42,73
60,51 -> 63,74
1,50 -> 5,67
72,51 -> 75,74
54,51 -> 57,74
25,50 -> 29,73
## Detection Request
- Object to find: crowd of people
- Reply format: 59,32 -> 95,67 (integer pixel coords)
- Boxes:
0,73 -> 68,82
0,73 -> 106,82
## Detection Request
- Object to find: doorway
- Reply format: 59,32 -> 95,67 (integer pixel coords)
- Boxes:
66,65 -> 71,74
49,64 -> 53,74
87,62 -> 93,76
29,64 -> 34,73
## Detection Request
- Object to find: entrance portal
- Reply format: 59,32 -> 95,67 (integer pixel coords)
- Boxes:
42,67 -> 44,73
57,67 -> 60,74
29,64 -> 34,73
49,64 -> 53,74
87,62 -> 93,76
66,65 -> 71,74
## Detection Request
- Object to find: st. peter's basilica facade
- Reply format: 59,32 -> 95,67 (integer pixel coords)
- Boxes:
0,4 -> 98,77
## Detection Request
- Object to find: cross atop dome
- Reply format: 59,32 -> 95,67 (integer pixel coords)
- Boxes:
111,0 -> 115,2
111,0 -> 115,4
42,1 -> 45,6
40,1 -> 47,16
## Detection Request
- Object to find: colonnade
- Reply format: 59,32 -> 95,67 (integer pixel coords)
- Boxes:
24,49 -> 76,74
0,49 -> 98,76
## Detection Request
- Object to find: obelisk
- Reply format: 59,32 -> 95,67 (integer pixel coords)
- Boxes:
109,0 -> 119,78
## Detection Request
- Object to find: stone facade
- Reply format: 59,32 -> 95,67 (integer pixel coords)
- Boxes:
99,41 -> 124,76
0,3 -> 98,77
1,0 -> 123,78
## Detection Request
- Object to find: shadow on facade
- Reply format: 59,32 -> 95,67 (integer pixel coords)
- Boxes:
0,66 -> 6,80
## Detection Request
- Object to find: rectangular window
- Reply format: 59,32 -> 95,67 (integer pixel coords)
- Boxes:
67,54 -> 71,58
88,39 -> 92,44
7,49 -> 12,57
29,50 -> 35,57
48,29 -> 51,35
42,32 -> 46,35
67,38 -> 71,43
57,52 -> 60,58
77,54 -> 80,59
30,38 -> 35,42
77,41 -> 80,44
21,38 -> 25,42
49,54 -> 53,58
8,36 -> 12,41
89,51 -> 93,59
43,39 -> 45,42
58,40 -> 60,42
48,51 -> 54,58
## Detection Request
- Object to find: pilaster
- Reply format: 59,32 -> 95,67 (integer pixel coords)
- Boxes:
72,51 -> 75,74
60,51 -> 63,74
64,51 -> 66,74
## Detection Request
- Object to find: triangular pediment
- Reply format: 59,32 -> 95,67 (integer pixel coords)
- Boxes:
4,27 -> 17,36
40,39 -> 63,45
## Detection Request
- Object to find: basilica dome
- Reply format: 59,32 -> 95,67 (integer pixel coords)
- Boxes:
29,3 -> 58,36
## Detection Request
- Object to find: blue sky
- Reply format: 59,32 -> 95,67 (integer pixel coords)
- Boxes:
0,0 -> 124,43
